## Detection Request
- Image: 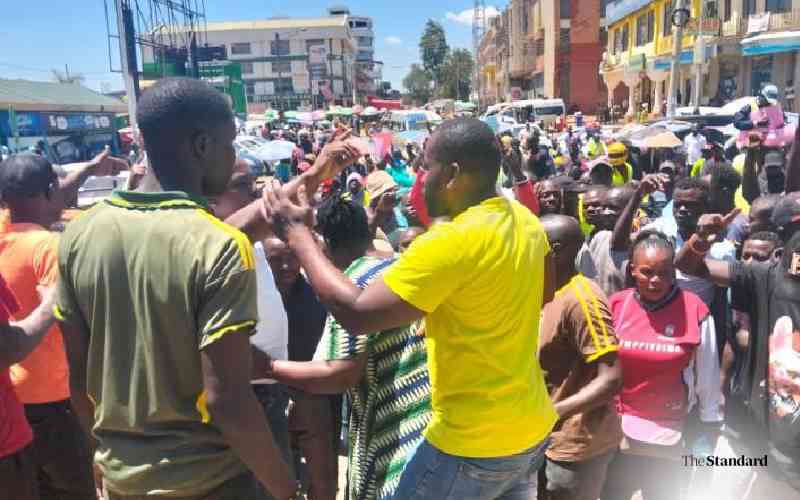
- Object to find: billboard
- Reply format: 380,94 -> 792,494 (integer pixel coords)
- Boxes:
308,43 -> 329,81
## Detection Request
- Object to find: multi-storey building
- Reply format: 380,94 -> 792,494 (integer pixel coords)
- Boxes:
476,0 -> 607,113
601,0 -> 800,117
329,7 -> 383,96
143,14 -> 358,111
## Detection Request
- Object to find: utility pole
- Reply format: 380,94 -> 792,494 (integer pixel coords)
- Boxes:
666,0 -> 687,119
115,0 -> 140,133
692,0 -> 706,113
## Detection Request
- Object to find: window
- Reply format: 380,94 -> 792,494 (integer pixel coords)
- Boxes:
724,0 -> 731,21
272,60 -> 291,73
559,28 -> 571,52
613,29 -> 620,54
231,43 -> 251,55
357,50 -> 372,61
636,11 -> 654,46
622,24 -> 629,51
245,82 -> 255,100
522,2 -> 529,33
240,62 -> 254,74
663,0 -> 674,36
306,39 -> 325,52
274,78 -> 293,94
560,0 -> 571,18
357,36 -> 373,47
271,39 -> 290,56
354,20 -> 368,28
744,0 -> 757,16
766,0 -> 791,12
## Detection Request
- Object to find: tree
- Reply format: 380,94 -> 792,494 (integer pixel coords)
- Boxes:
402,64 -> 433,106
439,49 -> 475,100
52,68 -> 85,85
419,20 -> 449,89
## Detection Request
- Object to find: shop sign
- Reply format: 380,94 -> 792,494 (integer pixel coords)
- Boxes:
627,54 -> 647,72
686,18 -> 721,36
47,113 -> 113,133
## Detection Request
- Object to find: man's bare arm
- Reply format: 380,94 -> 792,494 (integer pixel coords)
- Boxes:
270,355 -> 368,394
201,331 -> 296,499
553,354 -> 622,420
0,293 -> 55,369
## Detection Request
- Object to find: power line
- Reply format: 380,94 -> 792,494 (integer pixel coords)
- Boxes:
0,61 -> 115,76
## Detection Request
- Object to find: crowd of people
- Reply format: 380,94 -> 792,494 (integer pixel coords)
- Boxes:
1,76 -> 800,500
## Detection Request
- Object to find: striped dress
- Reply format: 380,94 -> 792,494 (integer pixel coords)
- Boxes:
313,256 -> 431,500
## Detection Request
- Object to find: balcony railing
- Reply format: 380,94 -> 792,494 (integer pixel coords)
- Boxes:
770,9 -> 800,30
722,9 -> 800,37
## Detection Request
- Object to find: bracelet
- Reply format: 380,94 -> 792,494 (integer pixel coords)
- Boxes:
287,482 -> 305,500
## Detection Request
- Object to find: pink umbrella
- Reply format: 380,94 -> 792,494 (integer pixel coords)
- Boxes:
311,110 -> 326,121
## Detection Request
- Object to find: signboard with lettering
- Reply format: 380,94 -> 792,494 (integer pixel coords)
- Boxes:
47,113 -> 113,134
685,18 -> 720,36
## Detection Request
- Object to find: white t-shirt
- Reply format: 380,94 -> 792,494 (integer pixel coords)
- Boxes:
684,133 -> 707,166
251,242 -> 289,383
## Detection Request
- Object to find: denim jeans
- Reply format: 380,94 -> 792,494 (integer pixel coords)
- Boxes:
393,438 -> 549,500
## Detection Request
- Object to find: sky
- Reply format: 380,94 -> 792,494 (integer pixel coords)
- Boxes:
0,1 -> 502,93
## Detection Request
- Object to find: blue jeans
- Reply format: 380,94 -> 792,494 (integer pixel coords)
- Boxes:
393,438 -> 549,500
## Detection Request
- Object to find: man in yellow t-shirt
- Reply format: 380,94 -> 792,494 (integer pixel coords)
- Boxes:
265,118 -> 558,499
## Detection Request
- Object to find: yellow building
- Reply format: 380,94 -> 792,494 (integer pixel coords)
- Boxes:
601,0 -> 800,117
601,0 -> 708,117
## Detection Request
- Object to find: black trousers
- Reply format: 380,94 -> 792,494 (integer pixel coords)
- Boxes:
24,400 -> 95,500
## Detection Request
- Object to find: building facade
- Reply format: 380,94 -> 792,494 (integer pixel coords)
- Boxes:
330,7 -> 384,96
601,0 -> 800,117
143,15 -> 359,111
477,0 -> 607,113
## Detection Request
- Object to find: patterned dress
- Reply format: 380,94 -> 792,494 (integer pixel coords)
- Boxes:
313,256 -> 431,500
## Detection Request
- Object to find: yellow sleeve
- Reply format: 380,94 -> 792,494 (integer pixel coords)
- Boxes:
383,224 -> 466,313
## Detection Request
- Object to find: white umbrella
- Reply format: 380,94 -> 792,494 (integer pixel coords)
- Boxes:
258,140 -> 296,162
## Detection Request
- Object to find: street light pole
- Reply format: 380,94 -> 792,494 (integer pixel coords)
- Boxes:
692,1 -> 706,113
666,0 -> 688,119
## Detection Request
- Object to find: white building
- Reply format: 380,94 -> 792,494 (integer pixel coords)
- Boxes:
329,6 -> 382,95
165,16 -> 358,110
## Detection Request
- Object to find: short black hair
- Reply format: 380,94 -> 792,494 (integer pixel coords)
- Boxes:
0,153 -> 57,202
630,230 -> 675,263
429,118 -> 501,184
673,177 -> 711,206
747,231 -> 781,245
316,196 -> 371,253
711,164 -> 742,192
137,77 -> 233,167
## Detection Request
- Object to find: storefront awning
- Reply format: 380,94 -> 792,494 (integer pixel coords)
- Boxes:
741,30 -> 800,56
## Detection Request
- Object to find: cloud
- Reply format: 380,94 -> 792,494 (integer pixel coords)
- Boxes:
385,36 -> 403,45
445,7 -> 500,26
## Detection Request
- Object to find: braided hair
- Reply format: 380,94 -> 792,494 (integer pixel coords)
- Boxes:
626,230 -> 676,287
315,195 -> 372,255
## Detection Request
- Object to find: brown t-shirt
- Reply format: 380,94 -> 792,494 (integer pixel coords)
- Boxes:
538,274 -> 622,462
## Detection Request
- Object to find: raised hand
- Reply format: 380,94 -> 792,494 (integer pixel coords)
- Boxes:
638,173 -> 668,195
697,208 -> 741,244
262,180 -> 314,240
312,130 -> 361,181
89,146 -> 128,176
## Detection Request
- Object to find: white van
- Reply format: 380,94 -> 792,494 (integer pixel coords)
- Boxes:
510,99 -> 566,126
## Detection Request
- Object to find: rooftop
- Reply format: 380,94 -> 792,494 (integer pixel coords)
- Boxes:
0,79 -> 127,113
205,16 -> 349,32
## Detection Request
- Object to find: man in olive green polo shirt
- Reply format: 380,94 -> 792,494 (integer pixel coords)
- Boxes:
54,78 -> 299,500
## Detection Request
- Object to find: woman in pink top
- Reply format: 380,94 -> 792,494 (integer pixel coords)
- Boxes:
601,231 -> 723,500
